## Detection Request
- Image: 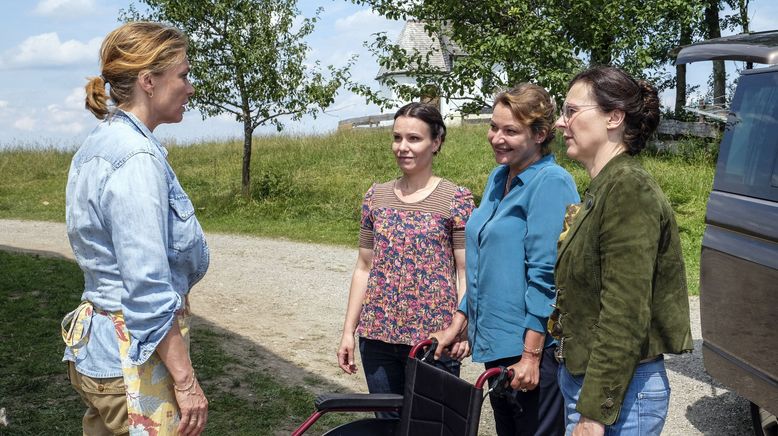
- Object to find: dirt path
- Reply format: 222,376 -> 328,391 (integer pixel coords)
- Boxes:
0,219 -> 752,435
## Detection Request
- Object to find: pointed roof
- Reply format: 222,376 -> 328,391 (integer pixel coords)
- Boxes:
375,20 -> 464,79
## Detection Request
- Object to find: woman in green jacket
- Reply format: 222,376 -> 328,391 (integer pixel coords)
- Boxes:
550,66 -> 693,435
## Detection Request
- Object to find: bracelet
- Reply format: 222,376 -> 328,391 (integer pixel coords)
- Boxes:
523,345 -> 543,355
174,371 -> 197,394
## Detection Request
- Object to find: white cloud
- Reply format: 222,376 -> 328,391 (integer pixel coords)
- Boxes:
14,116 -> 36,131
46,103 -> 86,134
5,91 -> 88,135
33,0 -> 97,17
334,9 -> 397,35
64,87 -> 85,110
0,101 -> 8,108
0,33 -> 102,69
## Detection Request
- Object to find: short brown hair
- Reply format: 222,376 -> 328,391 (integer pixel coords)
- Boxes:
493,83 -> 557,155
85,22 -> 188,119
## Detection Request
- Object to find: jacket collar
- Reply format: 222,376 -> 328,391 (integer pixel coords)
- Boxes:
556,154 -> 632,261
110,109 -> 168,158
587,152 -> 632,193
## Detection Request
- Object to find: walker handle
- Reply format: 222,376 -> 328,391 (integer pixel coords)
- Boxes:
476,367 -> 515,390
409,338 -> 439,363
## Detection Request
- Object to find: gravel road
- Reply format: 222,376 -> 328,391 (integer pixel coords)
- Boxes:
0,219 -> 753,435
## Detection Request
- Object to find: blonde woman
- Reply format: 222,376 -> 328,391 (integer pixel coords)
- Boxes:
61,22 -> 208,436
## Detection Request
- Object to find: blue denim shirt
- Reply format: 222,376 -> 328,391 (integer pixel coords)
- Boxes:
63,110 -> 209,377
459,155 -> 579,362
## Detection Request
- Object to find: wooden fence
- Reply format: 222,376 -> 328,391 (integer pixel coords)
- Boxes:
337,114 -> 395,130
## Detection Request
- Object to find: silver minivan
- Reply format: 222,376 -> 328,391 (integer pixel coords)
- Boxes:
676,31 -> 778,436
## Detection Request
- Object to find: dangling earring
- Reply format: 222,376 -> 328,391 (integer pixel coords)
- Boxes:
147,91 -> 153,98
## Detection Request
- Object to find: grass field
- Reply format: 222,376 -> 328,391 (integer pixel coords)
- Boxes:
0,250 -> 354,435
0,124 -> 715,293
0,127 -> 716,434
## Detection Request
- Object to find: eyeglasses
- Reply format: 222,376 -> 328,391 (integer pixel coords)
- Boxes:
561,103 -> 599,123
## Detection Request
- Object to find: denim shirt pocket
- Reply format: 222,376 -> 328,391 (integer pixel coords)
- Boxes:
168,192 -> 197,252
167,183 -> 209,289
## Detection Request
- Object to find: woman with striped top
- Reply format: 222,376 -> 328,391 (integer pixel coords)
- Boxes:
336,102 -> 475,415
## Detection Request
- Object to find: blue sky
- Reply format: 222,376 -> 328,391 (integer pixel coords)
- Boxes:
0,0 -> 404,148
0,0 -> 776,149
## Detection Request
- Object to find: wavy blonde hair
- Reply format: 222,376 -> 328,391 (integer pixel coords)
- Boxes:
493,83 -> 557,155
85,21 -> 188,119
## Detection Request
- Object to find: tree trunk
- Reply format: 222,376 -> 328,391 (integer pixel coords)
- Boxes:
590,34 -> 613,66
241,121 -> 253,197
738,0 -> 750,32
675,26 -> 692,114
738,0 -> 753,69
705,0 -> 726,106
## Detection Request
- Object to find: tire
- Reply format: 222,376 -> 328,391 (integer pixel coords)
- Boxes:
751,402 -> 778,436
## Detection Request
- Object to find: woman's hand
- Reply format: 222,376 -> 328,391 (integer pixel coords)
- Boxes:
508,352 -> 541,392
447,333 -> 471,361
571,416 -> 606,436
337,332 -> 358,374
156,320 -> 208,435
429,327 -> 470,361
175,376 -> 208,436
430,311 -> 469,360
430,325 -> 470,360
337,248 -> 372,375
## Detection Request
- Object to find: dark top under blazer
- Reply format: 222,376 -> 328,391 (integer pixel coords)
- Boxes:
555,154 -> 693,425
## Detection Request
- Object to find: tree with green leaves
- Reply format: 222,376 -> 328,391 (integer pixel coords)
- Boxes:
701,0 -> 752,107
558,0 -> 700,89
357,1 -> 580,113
354,0 -> 700,113
124,0 -> 354,196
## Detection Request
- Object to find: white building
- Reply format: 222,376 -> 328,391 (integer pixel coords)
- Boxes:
374,21 -> 493,126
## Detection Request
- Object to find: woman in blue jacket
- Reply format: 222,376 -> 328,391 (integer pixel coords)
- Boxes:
435,83 -> 579,435
61,22 -> 208,436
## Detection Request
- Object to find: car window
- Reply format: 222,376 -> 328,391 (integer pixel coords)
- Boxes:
715,71 -> 778,200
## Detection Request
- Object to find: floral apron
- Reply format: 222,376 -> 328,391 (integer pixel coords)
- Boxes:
62,301 -> 190,436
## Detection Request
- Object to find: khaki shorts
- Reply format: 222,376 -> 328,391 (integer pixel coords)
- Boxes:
68,362 -> 129,436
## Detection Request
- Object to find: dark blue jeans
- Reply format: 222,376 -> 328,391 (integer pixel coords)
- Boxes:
359,337 -> 461,419
485,347 -> 565,436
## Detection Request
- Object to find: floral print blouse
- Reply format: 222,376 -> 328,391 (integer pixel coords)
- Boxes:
357,178 -> 475,345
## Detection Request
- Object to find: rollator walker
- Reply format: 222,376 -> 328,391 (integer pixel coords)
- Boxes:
292,339 -> 513,436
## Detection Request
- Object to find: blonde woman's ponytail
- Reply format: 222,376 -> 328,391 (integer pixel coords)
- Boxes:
84,76 -> 109,120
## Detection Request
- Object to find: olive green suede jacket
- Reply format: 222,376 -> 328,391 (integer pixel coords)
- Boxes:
555,154 -> 693,425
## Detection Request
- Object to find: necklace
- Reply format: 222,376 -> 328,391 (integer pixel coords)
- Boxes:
396,177 -> 438,195
394,177 -> 440,203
